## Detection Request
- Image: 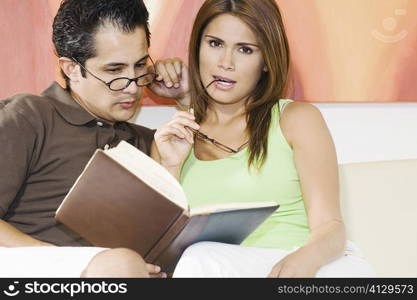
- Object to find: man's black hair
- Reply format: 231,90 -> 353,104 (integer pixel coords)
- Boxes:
52,0 -> 150,89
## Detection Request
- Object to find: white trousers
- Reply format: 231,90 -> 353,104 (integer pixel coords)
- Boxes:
173,241 -> 376,278
0,246 -> 107,277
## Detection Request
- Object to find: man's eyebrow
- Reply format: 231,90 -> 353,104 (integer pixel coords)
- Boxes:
204,35 -> 259,47
104,54 -> 149,67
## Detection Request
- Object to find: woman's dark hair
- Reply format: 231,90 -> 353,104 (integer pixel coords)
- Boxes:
52,0 -> 150,89
188,0 -> 290,169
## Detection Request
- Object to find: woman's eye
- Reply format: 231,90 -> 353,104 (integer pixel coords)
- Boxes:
239,47 -> 253,54
209,39 -> 222,47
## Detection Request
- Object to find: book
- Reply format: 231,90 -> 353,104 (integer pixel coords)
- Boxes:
55,141 -> 279,273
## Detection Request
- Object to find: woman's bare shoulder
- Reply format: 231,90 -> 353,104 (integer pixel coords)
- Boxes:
279,101 -> 328,147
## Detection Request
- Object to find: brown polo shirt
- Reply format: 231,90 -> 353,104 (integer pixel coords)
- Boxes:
0,82 -> 154,246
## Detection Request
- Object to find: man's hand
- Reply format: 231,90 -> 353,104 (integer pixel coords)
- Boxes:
148,58 -> 190,107
146,263 -> 167,278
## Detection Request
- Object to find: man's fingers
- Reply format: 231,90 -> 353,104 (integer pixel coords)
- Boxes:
146,264 -> 167,278
155,61 -> 172,86
149,272 -> 167,278
146,264 -> 161,274
155,59 -> 182,88
173,59 -> 182,76
164,62 -> 180,87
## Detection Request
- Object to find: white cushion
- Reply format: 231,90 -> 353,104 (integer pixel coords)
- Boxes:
339,159 -> 417,277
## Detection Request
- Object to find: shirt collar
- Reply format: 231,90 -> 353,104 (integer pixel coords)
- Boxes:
42,82 -> 138,144
42,82 -> 97,126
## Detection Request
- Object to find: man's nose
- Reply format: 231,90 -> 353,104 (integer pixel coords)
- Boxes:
123,80 -> 140,95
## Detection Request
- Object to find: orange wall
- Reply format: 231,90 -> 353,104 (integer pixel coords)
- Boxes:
0,0 -> 56,99
1,0 -> 416,103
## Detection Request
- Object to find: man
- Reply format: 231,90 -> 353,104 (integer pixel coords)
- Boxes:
0,0 -> 183,277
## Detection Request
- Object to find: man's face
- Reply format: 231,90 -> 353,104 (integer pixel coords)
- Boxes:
72,24 -> 149,123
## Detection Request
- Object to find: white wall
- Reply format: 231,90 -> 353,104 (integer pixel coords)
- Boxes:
133,102 -> 417,164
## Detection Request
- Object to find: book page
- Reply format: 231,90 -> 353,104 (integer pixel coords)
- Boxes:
105,141 -> 188,210
189,201 -> 278,216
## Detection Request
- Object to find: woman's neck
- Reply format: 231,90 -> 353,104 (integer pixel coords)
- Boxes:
205,101 -> 246,126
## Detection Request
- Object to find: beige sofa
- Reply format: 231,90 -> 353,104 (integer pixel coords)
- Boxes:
339,159 -> 417,277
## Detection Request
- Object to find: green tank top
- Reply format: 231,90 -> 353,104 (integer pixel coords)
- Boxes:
180,99 -> 310,250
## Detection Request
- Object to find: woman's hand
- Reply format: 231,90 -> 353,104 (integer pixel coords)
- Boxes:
148,58 -> 190,107
268,247 -> 320,278
154,110 -> 199,171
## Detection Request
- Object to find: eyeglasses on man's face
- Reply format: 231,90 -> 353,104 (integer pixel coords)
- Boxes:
71,56 -> 157,91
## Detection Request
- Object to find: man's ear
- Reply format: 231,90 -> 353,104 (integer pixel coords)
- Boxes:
58,57 -> 80,82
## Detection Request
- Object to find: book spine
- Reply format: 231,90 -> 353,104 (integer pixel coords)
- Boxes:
145,213 -> 190,262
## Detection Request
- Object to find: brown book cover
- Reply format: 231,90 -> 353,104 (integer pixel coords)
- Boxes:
55,141 -> 279,272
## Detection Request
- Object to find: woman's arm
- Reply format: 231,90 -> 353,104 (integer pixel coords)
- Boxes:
148,57 -> 194,179
152,111 -> 199,179
150,138 -> 182,179
269,101 -> 345,277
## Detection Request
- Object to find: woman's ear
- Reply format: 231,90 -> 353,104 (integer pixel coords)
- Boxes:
58,57 -> 80,82
263,65 -> 268,72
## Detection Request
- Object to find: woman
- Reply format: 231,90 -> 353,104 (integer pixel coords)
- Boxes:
152,0 -> 375,277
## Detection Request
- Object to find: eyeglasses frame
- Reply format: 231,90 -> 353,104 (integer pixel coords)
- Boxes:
71,56 -> 157,91
186,126 -> 248,154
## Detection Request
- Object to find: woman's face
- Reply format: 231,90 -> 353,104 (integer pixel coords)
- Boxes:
199,14 -> 265,105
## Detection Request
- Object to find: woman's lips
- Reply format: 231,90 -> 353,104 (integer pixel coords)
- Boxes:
214,80 -> 235,91
211,75 -> 237,91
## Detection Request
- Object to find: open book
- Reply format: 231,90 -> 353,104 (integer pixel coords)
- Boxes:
55,141 -> 279,272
